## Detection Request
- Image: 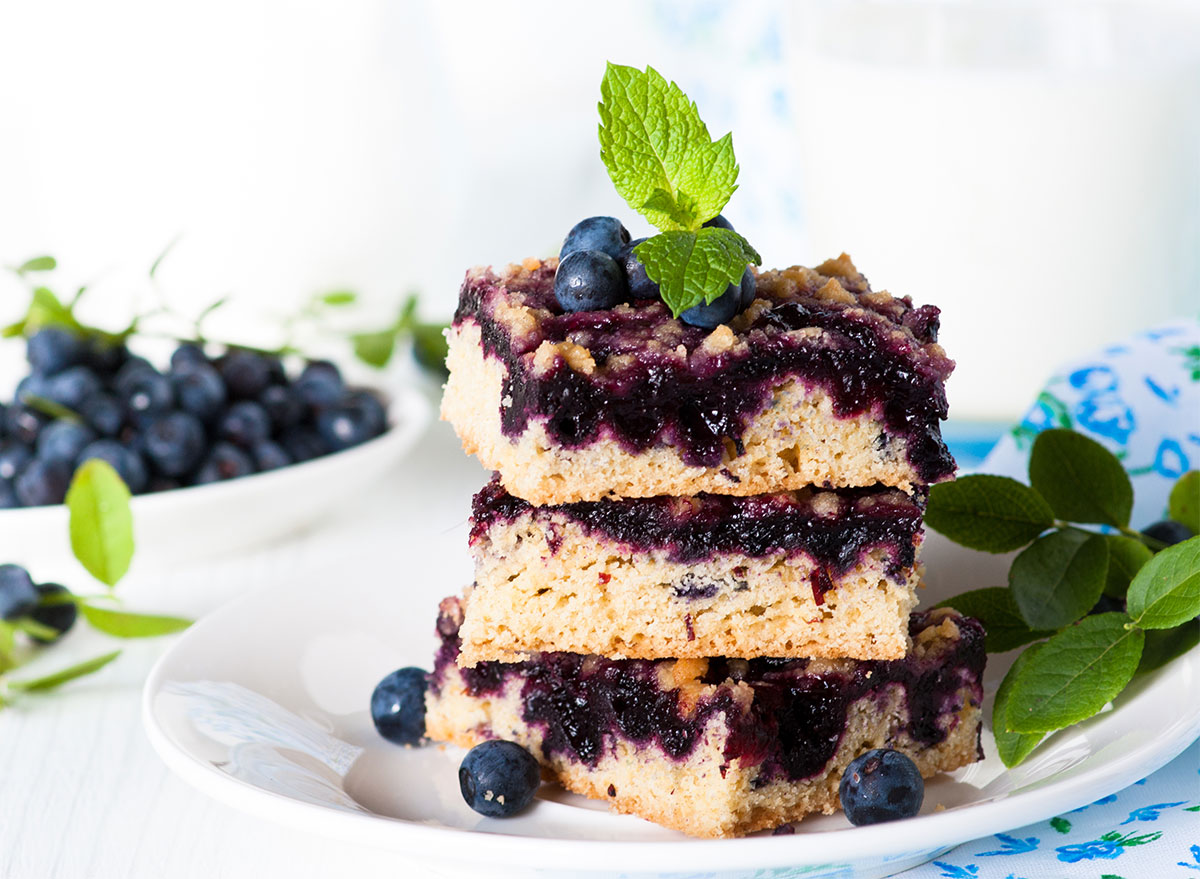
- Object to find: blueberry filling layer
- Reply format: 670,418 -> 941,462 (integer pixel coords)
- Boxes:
471,478 -> 925,577
454,263 -> 955,481
432,601 -> 985,785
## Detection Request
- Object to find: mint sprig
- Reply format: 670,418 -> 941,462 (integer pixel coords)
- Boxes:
598,63 -> 760,317
927,430 -> 1200,767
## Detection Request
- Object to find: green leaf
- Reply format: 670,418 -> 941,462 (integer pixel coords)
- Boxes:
78,603 -> 191,638
1009,529 -> 1109,629
319,290 -> 357,307
1005,613 -> 1144,734
6,650 -> 121,692
934,587 -> 1053,653
15,618 -> 61,641
633,227 -> 760,318
17,394 -> 82,423
15,255 -> 57,275
993,643 -> 1046,767
598,63 -> 738,231
23,286 -> 81,335
1126,535 -> 1200,629
1028,429 -> 1133,527
1169,470 -> 1199,534
925,475 -> 1055,553
352,330 -> 396,369
1137,620 -> 1200,673
149,235 -> 182,279
412,323 -> 449,376
1103,534 -> 1154,599
66,459 -> 134,587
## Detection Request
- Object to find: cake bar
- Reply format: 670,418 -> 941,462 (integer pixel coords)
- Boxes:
460,478 -> 926,664
427,598 -> 985,838
442,254 -> 955,505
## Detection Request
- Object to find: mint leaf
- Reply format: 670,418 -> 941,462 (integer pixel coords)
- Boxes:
1126,535 -> 1200,629
925,475 -> 1055,553
18,394 -> 82,423
352,330 -> 396,369
1005,613 -> 1144,734
993,644 -> 1046,767
1028,429 -> 1133,527
79,603 -> 191,638
14,255 -> 57,275
6,650 -> 121,692
934,588 -> 1053,653
66,459 -> 134,587
598,63 -> 738,232
634,228 -> 760,317
1103,534 -> 1154,599
1009,529 -> 1108,629
1169,470 -> 1199,534
319,290 -> 357,307
412,323 -> 449,376
1137,621 -> 1200,673
22,287 -> 82,336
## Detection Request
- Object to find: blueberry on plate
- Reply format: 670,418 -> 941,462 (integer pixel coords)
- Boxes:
36,420 -> 96,465
118,368 -> 174,417
218,350 -> 272,400
172,363 -> 227,422
29,582 -> 77,643
680,281 -> 740,329
0,479 -> 16,509
560,216 -> 630,260
251,440 -> 291,472
45,366 -> 103,411
370,667 -> 428,746
78,439 -> 149,494
142,412 -> 207,477
3,404 -> 46,446
315,400 -> 375,451
0,441 -> 33,481
1142,520 -> 1194,546
555,250 -> 626,312
702,214 -> 735,231
838,749 -> 924,825
0,564 -> 38,621
193,442 -> 255,484
616,238 -> 660,300
294,361 -> 345,408
738,266 -> 757,309
14,458 -> 72,507
260,385 -> 304,430
218,401 -> 272,448
280,427 -> 328,463
458,740 -> 541,818
80,394 -> 126,437
26,328 -> 84,376
170,343 -> 209,371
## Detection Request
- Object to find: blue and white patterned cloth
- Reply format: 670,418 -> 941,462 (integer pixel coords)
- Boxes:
903,320 -> 1200,878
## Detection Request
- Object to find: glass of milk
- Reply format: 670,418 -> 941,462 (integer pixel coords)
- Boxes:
787,1 -> 1200,420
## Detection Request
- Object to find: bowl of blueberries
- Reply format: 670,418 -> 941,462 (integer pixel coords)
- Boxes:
0,327 -> 430,565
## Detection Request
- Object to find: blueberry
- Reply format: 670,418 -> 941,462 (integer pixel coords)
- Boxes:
280,427 -> 328,463
80,394 -> 126,437
78,439 -> 149,493
738,266 -> 757,309
218,350 -> 272,399
294,361 -> 345,408
680,281 -> 740,328
172,363 -> 227,422
118,368 -> 174,417
1142,520 -> 1194,546
560,216 -> 630,260
260,385 -> 304,430
370,667 -> 428,746
142,412 -> 207,477
3,405 -> 46,445
193,442 -> 255,484
29,583 -> 77,643
315,400 -> 379,451
554,250 -> 626,312
251,440 -> 292,472
218,401 -> 271,448
458,740 -> 541,818
45,366 -> 102,411
616,238 -> 660,301
36,420 -> 96,465
27,328 -> 84,375
703,214 -> 735,231
838,749 -> 924,825
345,390 -> 387,437
170,343 -> 209,371
14,458 -> 72,506
146,476 -> 181,493
0,565 -> 38,620
0,441 -> 33,481
0,479 -> 16,509
85,339 -> 129,376
15,373 -> 51,403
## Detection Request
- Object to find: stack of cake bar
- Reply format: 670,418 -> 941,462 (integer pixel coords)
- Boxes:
429,254 -> 985,838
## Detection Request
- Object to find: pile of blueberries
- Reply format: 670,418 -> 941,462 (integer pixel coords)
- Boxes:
553,215 -> 756,329
0,564 -> 77,643
0,327 -> 389,508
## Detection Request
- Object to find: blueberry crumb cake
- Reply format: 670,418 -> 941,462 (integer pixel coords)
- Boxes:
426,597 -> 985,839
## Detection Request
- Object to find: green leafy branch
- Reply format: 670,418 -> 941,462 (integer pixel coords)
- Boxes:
929,429 -> 1200,767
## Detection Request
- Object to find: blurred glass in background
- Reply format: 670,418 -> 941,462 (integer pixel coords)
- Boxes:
0,0 -> 1196,419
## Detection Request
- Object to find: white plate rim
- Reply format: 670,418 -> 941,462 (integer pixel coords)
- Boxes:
141,574 -> 1200,874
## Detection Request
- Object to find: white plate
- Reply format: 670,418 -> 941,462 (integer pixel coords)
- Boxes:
0,384 -> 430,570
141,532 -> 1200,879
